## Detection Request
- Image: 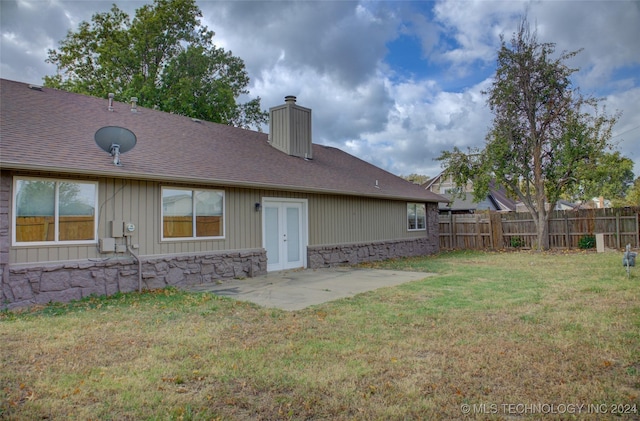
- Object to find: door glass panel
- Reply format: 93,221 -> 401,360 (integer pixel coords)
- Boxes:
265,206 -> 280,265
286,206 -> 300,263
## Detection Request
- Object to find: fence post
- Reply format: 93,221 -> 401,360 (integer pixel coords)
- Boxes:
488,212 -> 494,249
615,210 -> 621,250
475,215 -> 481,249
636,210 -> 640,248
564,213 -> 570,249
490,212 -> 503,250
451,213 -> 456,249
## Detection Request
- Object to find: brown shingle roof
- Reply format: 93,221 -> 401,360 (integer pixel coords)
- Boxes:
1,79 -> 446,202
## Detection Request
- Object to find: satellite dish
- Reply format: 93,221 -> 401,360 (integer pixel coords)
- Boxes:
95,126 -> 137,166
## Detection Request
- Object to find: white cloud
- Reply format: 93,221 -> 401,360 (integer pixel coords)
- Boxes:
1,0 -> 638,179
253,64 -> 393,146
200,1 -> 398,87
351,76 -> 493,177
431,0 -> 523,69
529,1 -> 640,95
605,87 -> 640,172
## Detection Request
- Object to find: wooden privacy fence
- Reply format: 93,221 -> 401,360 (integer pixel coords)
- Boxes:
163,216 -> 222,238
439,208 -> 640,250
15,216 -> 95,242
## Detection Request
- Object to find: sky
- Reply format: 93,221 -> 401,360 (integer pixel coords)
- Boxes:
1,0 -> 639,180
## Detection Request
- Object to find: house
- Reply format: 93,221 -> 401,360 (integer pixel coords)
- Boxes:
0,79 -> 446,308
577,197 -> 611,210
424,172 -> 516,214
515,199 -> 579,213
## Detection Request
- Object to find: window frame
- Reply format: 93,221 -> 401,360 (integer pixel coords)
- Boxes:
12,176 -> 98,246
161,186 -> 225,241
407,202 -> 427,232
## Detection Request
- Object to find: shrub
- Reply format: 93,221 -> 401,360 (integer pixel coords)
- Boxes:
510,236 -> 524,248
578,235 -> 596,249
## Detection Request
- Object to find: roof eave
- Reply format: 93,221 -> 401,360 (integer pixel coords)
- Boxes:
1,161 -> 443,203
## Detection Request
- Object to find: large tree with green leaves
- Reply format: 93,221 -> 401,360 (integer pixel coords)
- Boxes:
438,18 -> 620,250
623,177 -> 640,207
569,151 -> 634,205
44,0 -> 267,130
402,174 -> 431,185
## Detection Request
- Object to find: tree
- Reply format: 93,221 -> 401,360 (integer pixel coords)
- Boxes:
569,151 -> 634,205
16,181 -> 83,216
438,18 -> 619,250
402,174 -> 430,185
44,0 -> 267,130
622,177 -> 640,207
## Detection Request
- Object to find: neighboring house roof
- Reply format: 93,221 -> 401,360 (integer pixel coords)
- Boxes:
486,182 -> 516,212
423,171 -> 471,193
1,79 -> 446,203
514,199 -> 579,213
576,197 -> 611,209
438,194 -> 484,212
423,175 -> 441,191
425,171 -> 516,212
555,200 -> 579,211
438,192 -> 508,213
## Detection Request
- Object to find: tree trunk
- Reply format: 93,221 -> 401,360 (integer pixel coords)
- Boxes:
536,212 -> 550,250
521,202 -> 550,251
526,180 -> 550,251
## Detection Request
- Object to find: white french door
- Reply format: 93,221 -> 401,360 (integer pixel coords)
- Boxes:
263,199 -> 307,272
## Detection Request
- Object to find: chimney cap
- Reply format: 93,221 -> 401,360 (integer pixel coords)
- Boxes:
284,95 -> 297,103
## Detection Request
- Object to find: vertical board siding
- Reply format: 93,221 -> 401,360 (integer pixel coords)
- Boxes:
9,180 -> 283,263
8,171 -> 431,264
269,104 -> 312,158
270,107 -> 288,153
227,188 -> 262,250
308,195 -> 426,246
291,107 -> 312,158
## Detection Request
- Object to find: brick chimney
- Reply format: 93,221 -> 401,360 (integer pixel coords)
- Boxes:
268,96 -> 313,159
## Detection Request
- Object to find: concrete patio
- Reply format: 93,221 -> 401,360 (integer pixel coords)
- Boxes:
182,267 -> 435,311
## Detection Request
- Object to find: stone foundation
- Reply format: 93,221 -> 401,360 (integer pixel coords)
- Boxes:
1,238 -> 437,308
2,249 -> 267,309
307,237 -> 438,268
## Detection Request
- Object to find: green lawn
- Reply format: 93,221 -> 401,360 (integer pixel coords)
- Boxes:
1,250 -> 639,420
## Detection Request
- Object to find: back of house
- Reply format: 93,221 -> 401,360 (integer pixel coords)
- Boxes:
0,79 -> 445,308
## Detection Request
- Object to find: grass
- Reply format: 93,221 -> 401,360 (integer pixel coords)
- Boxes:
1,250 -> 639,420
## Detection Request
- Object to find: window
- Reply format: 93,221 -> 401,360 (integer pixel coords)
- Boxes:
13,177 -> 97,244
407,203 -> 426,231
162,187 -> 224,239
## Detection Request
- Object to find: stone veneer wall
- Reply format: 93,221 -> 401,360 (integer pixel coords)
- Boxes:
307,237 -> 437,268
2,250 -> 266,310
0,174 -> 10,309
308,202 -> 440,268
1,201 -> 441,308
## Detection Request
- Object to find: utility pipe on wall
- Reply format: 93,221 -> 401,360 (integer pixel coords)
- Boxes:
126,236 -> 142,293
